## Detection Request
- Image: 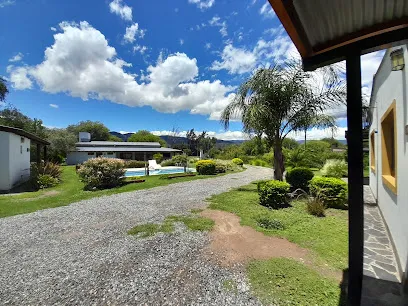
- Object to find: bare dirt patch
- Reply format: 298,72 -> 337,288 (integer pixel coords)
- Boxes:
201,209 -> 309,266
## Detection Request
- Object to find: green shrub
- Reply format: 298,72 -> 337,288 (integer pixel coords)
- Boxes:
256,180 -> 269,192
78,157 -> 126,190
196,160 -> 216,175
321,159 -> 348,178
232,158 -> 244,166
30,162 -> 62,189
124,160 -> 146,168
172,154 -> 188,165
310,177 -> 348,208
161,159 -> 175,166
324,152 -> 344,161
262,152 -> 274,164
258,180 -> 290,209
215,163 -> 227,173
152,153 -> 164,163
250,159 -> 269,167
306,197 -> 326,217
37,174 -> 59,189
285,167 -> 314,190
256,217 -> 285,230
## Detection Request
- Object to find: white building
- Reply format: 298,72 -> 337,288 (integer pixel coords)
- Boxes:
66,132 -> 181,165
368,46 -> 408,288
0,125 -> 49,191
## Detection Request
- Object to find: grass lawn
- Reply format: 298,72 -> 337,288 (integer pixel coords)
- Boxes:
208,182 -> 348,305
0,165 -> 243,218
208,182 -> 348,271
248,258 -> 342,305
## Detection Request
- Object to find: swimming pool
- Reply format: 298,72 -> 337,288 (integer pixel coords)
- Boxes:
125,166 -> 196,177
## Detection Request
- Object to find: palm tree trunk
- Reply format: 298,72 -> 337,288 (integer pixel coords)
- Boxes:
273,133 -> 284,181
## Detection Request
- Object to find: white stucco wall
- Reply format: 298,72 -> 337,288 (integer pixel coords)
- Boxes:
0,132 -> 11,190
0,131 -> 31,191
369,45 -> 408,276
66,152 -> 117,165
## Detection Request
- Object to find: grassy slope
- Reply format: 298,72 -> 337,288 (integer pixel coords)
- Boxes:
208,182 -> 348,271
0,166 -> 241,218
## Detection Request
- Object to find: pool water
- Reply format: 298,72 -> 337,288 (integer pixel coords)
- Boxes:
125,167 -> 196,177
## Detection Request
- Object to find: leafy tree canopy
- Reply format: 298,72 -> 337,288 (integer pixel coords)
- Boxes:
67,120 -> 110,141
108,135 -> 123,142
127,130 -> 167,147
282,138 -> 299,150
0,77 -> 8,102
46,128 -> 77,162
0,105 -> 46,138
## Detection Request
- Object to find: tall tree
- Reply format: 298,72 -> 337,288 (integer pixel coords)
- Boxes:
221,62 -> 345,180
186,129 -> 197,155
0,77 -> 9,102
46,128 -> 77,162
67,120 -> 110,141
127,130 -> 167,147
0,105 -> 46,138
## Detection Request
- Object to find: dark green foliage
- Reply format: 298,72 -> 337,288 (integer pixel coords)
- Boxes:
127,130 -> 167,147
232,158 -> 244,166
310,177 -> 348,208
325,152 -> 345,160
37,174 -> 59,189
67,120 -> 111,141
196,160 -> 216,175
153,153 -> 164,163
282,138 -> 299,150
124,160 -> 146,168
0,77 -> 9,102
46,128 -> 77,162
256,217 -> 285,230
215,163 -> 227,173
258,180 -> 290,209
108,135 -> 123,142
285,167 -> 314,190
286,141 -> 332,169
306,197 -> 326,217
250,159 -> 269,167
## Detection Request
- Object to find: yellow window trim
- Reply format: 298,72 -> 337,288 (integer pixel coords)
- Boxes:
370,130 -> 376,172
382,175 -> 397,194
380,100 -> 397,194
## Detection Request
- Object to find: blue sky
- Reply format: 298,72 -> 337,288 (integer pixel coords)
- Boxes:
0,0 -> 383,140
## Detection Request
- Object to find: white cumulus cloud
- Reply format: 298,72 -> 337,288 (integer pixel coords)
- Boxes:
109,0 -> 132,21
9,52 -> 23,62
124,23 -> 145,43
188,0 -> 215,11
8,21 -> 234,120
259,2 -> 275,18
208,16 -> 227,37
211,45 -> 257,74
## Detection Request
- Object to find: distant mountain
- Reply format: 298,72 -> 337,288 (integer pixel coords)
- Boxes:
109,132 -> 245,147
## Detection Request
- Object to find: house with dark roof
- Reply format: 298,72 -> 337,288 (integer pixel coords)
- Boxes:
0,125 -> 49,191
66,132 -> 181,165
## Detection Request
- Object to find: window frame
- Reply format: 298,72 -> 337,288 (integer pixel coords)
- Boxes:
380,100 -> 397,194
370,131 -> 376,172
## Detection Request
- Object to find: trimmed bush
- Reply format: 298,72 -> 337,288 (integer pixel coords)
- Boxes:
285,167 -> 314,190
152,153 -> 164,163
37,174 -> 59,189
124,160 -> 146,168
321,159 -> 348,178
161,159 -> 175,166
196,160 -> 216,175
232,158 -> 244,166
310,177 -> 348,208
324,152 -> 344,161
306,197 -> 326,217
215,163 -> 227,173
258,180 -> 290,209
78,157 -> 126,190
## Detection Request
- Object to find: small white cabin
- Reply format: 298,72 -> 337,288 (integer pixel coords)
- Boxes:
0,125 -> 49,191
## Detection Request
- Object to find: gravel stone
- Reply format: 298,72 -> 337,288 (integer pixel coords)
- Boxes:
0,166 -> 272,305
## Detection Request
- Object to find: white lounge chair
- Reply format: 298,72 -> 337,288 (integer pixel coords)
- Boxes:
148,160 -> 162,170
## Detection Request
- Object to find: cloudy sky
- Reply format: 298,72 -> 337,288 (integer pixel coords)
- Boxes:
1,0 -> 384,140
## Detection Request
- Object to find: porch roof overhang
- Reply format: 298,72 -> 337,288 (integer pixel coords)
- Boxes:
0,125 -> 50,145
269,0 -> 408,71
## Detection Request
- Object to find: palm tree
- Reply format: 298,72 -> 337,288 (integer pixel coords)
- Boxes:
221,62 -> 345,180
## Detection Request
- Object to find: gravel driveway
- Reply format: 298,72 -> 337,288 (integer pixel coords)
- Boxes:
0,166 -> 272,305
